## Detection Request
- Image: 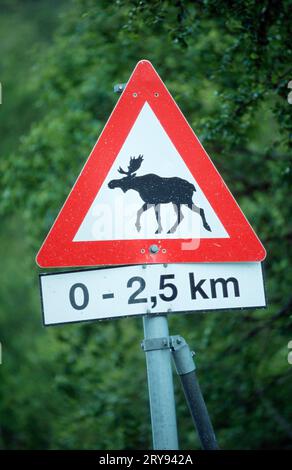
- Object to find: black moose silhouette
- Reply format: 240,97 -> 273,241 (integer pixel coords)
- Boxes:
108,155 -> 211,234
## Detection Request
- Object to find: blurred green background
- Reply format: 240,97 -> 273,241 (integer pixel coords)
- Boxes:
0,0 -> 291,450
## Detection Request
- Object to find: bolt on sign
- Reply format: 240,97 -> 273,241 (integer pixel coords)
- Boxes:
37,60 -> 266,325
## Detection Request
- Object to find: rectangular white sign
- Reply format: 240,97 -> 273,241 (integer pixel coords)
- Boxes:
40,263 -> 266,326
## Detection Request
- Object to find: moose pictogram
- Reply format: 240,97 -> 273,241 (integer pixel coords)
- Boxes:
108,155 -> 211,234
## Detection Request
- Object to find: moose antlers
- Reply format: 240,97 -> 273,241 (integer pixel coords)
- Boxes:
118,155 -> 144,177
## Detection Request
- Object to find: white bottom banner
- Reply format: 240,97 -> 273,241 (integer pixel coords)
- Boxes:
39,263 -> 266,326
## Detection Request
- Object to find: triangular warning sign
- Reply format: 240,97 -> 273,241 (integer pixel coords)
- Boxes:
36,60 -> 266,268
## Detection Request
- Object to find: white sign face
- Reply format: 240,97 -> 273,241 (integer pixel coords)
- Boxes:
40,263 -> 266,325
74,103 -> 229,242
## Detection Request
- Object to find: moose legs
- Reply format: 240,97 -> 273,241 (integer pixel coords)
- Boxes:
154,204 -> 162,234
135,203 -> 162,233
135,203 -> 150,232
167,204 -> 184,234
135,201 -> 211,234
167,202 -> 212,234
186,203 -> 211,232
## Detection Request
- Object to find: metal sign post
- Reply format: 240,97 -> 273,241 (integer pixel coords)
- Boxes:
142,315 -> 179,450
142,321 -> 219,450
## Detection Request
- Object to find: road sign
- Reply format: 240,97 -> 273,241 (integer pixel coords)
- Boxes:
40,263 -> 266,325
36,60 -> 266,267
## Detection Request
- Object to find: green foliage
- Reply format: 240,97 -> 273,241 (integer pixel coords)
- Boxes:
0,0 -> 291,449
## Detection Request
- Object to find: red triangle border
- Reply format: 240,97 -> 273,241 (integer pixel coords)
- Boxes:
36,60 -> 266,267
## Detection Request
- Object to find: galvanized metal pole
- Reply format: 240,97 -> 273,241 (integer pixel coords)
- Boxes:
142,315 -> 179,450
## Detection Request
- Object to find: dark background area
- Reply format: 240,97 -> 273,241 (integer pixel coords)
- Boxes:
0,0 -> 291,449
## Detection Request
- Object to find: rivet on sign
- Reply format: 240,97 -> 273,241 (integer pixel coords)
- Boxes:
154,92 -> 159,97
149,244 -> 159,254
162,249 -> 167,254
133,92 -> 138,97
163,263 -> 168,268
141,248 -> 145,254
142,264 -> 146,269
